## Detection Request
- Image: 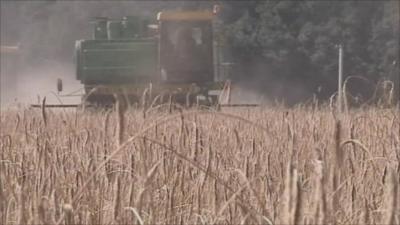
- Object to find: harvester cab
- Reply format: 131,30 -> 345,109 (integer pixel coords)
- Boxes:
157,11 -> 214,84
1,45 -> 20,105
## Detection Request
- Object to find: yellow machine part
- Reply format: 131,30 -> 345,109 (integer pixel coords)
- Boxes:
157,11 -> 214,21
0,45 -> 19,54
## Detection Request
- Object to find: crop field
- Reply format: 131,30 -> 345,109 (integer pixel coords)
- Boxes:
0,105 -> 399,225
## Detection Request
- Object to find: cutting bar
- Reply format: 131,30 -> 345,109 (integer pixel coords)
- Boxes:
219,104 -> 259,107
30,104 -> 79,108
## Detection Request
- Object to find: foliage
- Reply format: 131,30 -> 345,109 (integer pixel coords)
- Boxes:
220,1 -> 399,101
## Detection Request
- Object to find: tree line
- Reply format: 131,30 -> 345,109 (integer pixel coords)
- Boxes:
218,1 -> 399,104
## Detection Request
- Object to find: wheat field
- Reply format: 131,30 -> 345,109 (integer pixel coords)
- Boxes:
0,105 -> 399,225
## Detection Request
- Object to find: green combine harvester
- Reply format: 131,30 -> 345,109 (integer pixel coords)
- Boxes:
52,9 -> 236,108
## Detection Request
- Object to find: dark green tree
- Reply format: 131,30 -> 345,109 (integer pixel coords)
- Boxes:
219,1 -> 399,103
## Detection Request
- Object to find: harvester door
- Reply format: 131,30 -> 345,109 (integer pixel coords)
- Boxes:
0,45 -> 19,105
159,21 -> 213,83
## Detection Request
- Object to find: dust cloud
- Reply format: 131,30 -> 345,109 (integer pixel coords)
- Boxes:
0,1 -> 322,108
0,1 -> 172,108
17,62 -> 82,105
1,57 -> 83,107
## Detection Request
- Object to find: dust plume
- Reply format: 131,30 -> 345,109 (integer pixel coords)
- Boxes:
0,1 -> 172,108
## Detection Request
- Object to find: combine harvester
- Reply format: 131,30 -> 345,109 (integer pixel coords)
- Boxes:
31,7 -> 258,109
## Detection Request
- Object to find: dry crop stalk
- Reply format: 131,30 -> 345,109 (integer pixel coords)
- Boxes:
1,106 -> 399,224
313,157 -> 326,225
383,168 -> 398,225
63,204 -> 74,225
281,162 -> 299,225
115,94 -> 127,148
41,97 -> 47,126
113,176 -> 122,221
